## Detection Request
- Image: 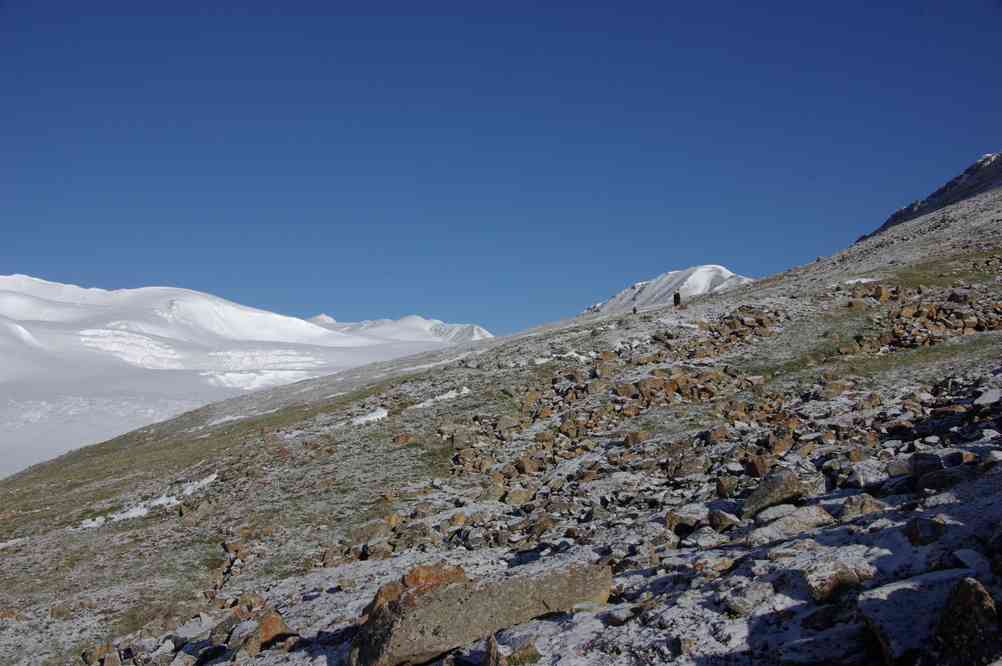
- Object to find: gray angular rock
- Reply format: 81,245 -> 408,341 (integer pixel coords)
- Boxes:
975,388 -> 1002,407
720,580 -> 774,617
928,577 -> 1002,666
748,505 -> 833,547
801,555 -> 876,602
755,503 -> 797,525
848,459 -> 889,489
349,563 -> 612,666
742,469 -> 803,518
858,568 -> 973,666
839,493 -> 887,521
708,509 -> 741,532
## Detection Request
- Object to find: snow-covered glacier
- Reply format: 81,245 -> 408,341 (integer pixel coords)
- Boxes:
0,274 -> 491,476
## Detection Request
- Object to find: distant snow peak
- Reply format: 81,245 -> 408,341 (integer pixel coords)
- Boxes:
586,264 -> 753,315
310,312 -> 493,343
0,273 -> 494,477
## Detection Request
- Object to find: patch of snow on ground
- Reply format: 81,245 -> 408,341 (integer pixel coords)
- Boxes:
409,387 -> 471,409
351,408 -> 388,426
79,329 -> 185,369
78,472 -> 218,529
181,472 -> 218,495
534,352 -> 590,366
204,409 -> 279,428
200,369 -> 317,390
393,352 -> 473,374
207,349 -> 328,370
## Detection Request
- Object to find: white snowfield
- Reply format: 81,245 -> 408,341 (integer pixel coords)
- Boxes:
0,274 -> 492,477
309,313 -> 492,343
585,264 -> 753,314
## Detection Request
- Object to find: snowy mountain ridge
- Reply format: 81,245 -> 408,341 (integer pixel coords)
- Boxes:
309,313 -> 492,343
0,274 -> 492,476
585,264 -> 753,314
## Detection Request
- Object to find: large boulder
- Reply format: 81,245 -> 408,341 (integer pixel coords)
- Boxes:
799,552 -> 876,602
926,577 -> 1002,666
348,561 -> 612,666
747,505 -> 833,547
858,568 -> 973,665
742,468 -> 803,518
839,493 -> 887,521
239,610 -> 297,657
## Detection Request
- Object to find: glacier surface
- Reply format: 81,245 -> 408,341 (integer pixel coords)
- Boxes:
0,274 -> 491,477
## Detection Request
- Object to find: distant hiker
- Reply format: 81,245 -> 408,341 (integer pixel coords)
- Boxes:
632,306 -> 638,315
674,292 -> 682,307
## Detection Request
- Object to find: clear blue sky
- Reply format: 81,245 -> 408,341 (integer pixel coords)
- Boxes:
3,2 -> 1000,334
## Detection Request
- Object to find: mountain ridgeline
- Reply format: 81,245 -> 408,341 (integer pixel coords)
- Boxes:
585,264 -> 753,315
859,151 -> 1002,242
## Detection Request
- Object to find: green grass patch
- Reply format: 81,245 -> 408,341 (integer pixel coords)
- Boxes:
0,372 -> 431,536
836,332 -> 1002,378
885,250 -> 1002,289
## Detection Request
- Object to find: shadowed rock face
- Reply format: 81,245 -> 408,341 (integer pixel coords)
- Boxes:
858,568 -> 974,665
859,151 -> 1002,242
741,468 -> 803,517
348,563 -> 612,666
929,577 -> 1002,666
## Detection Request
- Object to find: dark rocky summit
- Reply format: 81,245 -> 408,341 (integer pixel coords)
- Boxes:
859,150 -> 1002,242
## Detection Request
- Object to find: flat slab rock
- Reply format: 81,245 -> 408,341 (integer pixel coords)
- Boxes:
747,505 -> 834,547
742,468 -> 803,518
858,568 -> 973,665
348,561 -> 613,666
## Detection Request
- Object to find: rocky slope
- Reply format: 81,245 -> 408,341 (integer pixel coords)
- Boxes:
3,171 -> 1002,665
858,150 -> 1002,242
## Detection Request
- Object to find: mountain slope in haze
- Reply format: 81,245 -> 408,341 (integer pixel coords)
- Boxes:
0,274 -> 492,476
859,150 -> 1002,242
585,264 -> 753,314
